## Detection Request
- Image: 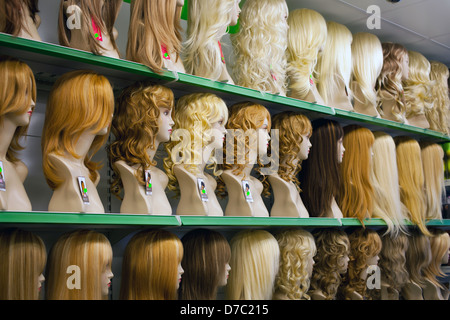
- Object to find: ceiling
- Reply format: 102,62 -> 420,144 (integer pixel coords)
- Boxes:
285,0 -> 450,68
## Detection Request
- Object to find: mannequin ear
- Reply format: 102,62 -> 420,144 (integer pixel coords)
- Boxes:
35,13 -> 41,28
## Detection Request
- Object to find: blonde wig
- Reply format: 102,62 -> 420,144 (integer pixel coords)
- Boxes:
316,21 -> 353,105
371,131 -> 408,236
403,51 -> 434,120
109,82 -> 174,200
120,228 -> 183,300
0,228 -> 46,300
429,61 -> 450,135
163,92 -> 228,195
41,70 -> 114,190
350,32 -> 383,108
338,125 -> 375,224
183,0 -> 236,81
231,0 -> 288,94
0,56 -> 37,163
376,43 -> 408,122
126,0 -> 182,74
45,229 -> 113,300
308,229 -> 350,300
58,0 -> 122,56
286,8 -> 327,100
404,229 -> 432,288
423,229 -> 450,290
339,228 -> 382,300
420,142 -> 445,220
179,228 -> 231,300
226,229 -> 280,300
0,0 -> 39,36
394,136 -> 430,236
273,228 -> 316,300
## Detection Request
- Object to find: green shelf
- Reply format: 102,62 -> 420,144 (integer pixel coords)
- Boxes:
179,216 -> 342,227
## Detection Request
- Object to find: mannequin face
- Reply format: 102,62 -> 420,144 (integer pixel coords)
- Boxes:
337,137 -> 345,163
156,107 -> 175,144
307,254 -> 315,278
4,96 -> 35,127
298,133 -> 312,161
229,0 -> 242,27
219,263 -> 231,287
338,253 -> 350,274
366,254 -> 380,267
209,117 -> 227,150
37,273 -> 45,293
101,265 -> 114,297
177,263 -> 184,289
257,118 -> 271,156
401,53 -> 409,81
176,0 -> 185,7
442,234 -> 450,265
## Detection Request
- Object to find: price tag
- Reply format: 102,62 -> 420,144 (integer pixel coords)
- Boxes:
242,180 -> 253,203
77,176 -> 90,204
145,170 -> 152,196
197,178 -> 208,202
0,161 -> 5,191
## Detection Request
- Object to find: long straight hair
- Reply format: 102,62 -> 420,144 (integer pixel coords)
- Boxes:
404,229 -> 432,287
0,0 -> 39,36
428,61 -> 450,134
423,229 -> 449,289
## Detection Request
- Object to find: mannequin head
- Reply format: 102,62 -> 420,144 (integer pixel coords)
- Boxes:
394,136 -> 430,236
351,32 -> 383,109
0,228 -> 46,300
226,229 -> 280,300
371,131 -> 408,236
179,229 -> 231,300
428,61 -> 450,134
127,0 -> 183,73
316,21 -> 353,106
404,229 -> 432,288
339,125 -> 375,223
376,43 -> 409,122
42,70 -> 114,190
309,229 -> 350,300
0,56 -> 37,163
58,0 -> 122,56
120,229 -> 183,300
0,0 -> 40,38
423,229 -> 450,289
109,82 -> 174,200
231,0 -> 288,94
286,8 -> 327,100
46,229 -> 113,300
339,228 -> 382,300
299,119 -> 344,217
274,228 -> 316,300
420,142 -> 445,220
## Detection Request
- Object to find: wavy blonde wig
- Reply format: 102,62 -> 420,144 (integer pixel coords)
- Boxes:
120,229 -> 183,300
179,228 -> 231,300
0,56 -> 37,163
339,228 -> 382,300
273,228 -> 316,300
308,229 -> 350,300
338,125 -> 375,224
423,229 -> 450,290
316,21 -> 353,105
127,0 -> 182,74
109,82 -> 174,200
226,229 -> 280,300
42,70 -> 114,190
58,0 -> 122,56
404,229 -> 432,288
420,142 -> 445,220
0,228 -> 46,300
286,8 -> 327,100
376,43 -> 408,122
231,0 -> 288,94
429,61 -> 450,134
371,132 -> 408,236
394,136 -> 430,236
183,0 -> 236,81
164,92 -> 228,195
0,0 -> 39,36
46,229 -> 113,300
350,32 -> 383,109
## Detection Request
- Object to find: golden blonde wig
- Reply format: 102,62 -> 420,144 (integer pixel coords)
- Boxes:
0,56 -> 37,163
0,0 -> 39,36
226,229 -> 280,300
0,228 -> 46,300
429,61 -> 450,135
120,229 -> 183,300
286,8 -> 327,100
42,70 -> 114,190
109,82 -> 174,200
404,229 -> 432,288
423,229 -> 450,290
350,32 -> 383,108
274,228 -> 316,300
338,125 -> 375,224
45,229 -> 113,300
126,0 -> 182,73
231,0 -> 288,94
316,21 -> 353,105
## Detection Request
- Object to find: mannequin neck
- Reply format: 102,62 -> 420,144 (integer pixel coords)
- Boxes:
280,156 -> 299,180
147,140 -> 161,163
70,130 -> 97,165
0,117 -> 18,160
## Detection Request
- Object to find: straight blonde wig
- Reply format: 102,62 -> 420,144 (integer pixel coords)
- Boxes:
0,0 -> 39,36
41,70 -> 114,190
0,56 -> 37,163
0,228 -> 46,300
423,229 -> 450,290
429,61 -> 450,135
231,0 -> 288,94
45,229 -> 113,300
404,229 -> 432,288
316,21 -> 353,106
226,229 -> 280,300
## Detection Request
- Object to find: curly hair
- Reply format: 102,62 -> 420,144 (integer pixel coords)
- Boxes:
428,61 -> 450,135
423,229 -> 449,290
108,82 -> 174,200
274,228 -> 316,300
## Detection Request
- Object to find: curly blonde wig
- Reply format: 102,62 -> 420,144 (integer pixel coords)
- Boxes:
428,61 -> 450,135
